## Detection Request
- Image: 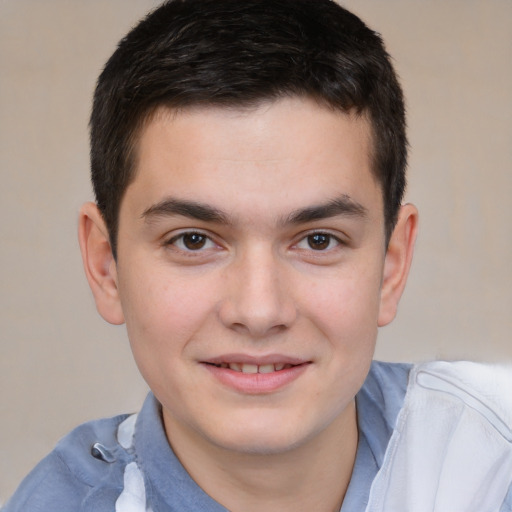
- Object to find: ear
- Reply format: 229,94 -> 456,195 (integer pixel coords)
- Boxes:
378,203 -> 418,327
78,202 -> 125,325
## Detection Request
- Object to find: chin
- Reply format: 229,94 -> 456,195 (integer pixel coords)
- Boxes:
205,415 -> 323,456
213,433 -> 306,456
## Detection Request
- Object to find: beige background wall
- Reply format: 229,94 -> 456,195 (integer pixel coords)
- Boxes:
1,0 -> 510,503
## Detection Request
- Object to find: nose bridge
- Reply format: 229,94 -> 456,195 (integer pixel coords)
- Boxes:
219,243 -> 296,337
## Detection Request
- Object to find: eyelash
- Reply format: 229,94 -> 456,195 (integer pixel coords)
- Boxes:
294,232 -> 343,252
164,231 -> 220,255
165,230 -> 344,254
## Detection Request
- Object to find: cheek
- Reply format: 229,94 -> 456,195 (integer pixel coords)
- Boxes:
120,267 -> 221,402
119,266 -> 219,357
299,263 -> 382,348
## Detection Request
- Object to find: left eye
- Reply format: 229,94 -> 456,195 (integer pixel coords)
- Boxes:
169,232 -> 216,251
296,233 -> 340,251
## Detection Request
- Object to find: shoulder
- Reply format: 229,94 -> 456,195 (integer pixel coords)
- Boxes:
411,360 -> 512,427
3,413 -> 134,512
366,360 -> 512,511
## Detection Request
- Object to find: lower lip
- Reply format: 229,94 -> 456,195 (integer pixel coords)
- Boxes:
202,363 -> 310,394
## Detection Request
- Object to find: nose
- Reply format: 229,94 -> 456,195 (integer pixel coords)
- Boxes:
218,246 -> 297,338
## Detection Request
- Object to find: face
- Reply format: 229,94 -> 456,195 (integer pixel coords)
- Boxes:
94,98 -> 412,456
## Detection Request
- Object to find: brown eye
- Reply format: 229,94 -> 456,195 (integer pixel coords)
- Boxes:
182,233 -> 207,250
168,232 -> 216,252
307,233 -> 331,250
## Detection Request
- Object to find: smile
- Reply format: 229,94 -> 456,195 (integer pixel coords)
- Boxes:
209,362 -> 295,373
202,358 -> 311,394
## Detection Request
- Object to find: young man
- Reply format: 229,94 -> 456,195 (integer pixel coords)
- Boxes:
4,1 -> 512,511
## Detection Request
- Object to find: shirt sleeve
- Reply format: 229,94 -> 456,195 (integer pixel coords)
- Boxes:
2,452 -> 90,512
2,414 -> 131,512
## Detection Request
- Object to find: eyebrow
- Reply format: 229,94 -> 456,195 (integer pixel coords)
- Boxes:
142,198 -> 230,224
285,195 -> 368,224
141,194 -> 367,226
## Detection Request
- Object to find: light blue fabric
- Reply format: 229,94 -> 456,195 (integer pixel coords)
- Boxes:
341,362 -> 410,510
3,361 -> 511,511
2,414 -> 136,512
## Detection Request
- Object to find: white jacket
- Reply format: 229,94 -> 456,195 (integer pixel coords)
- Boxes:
367,361 -> 512,512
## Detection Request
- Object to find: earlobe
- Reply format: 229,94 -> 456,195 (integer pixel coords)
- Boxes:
78,202 -> 125,325
378,203 -> 418,327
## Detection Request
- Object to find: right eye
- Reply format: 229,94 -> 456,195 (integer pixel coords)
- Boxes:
166,232 -> 217,251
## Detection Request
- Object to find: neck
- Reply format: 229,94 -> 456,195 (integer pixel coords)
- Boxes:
164,400 -> 358,512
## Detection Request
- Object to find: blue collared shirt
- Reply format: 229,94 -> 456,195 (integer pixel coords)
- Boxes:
4,362 -> 511,511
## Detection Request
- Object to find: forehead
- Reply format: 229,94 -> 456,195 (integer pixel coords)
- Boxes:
126,97 -> 381,220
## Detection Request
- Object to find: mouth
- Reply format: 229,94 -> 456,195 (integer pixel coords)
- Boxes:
206,362 -> 298,374
201,356 -> 311,393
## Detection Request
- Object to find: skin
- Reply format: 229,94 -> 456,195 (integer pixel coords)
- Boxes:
79,97 -> 418,512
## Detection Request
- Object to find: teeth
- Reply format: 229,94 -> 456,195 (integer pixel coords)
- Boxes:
241,364 -> 258,374
224,363 -> 294,373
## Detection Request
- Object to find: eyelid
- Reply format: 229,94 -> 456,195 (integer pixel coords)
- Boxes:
292,229 -> 346,250
164,229 -> 222,252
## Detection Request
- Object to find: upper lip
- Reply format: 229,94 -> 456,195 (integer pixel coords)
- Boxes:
202,353 -> 310,366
